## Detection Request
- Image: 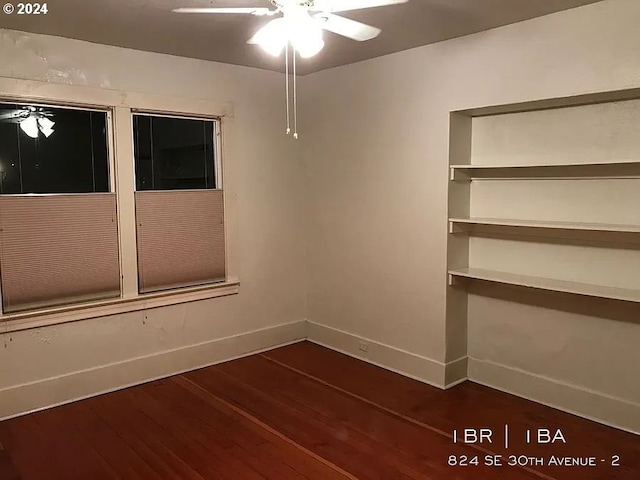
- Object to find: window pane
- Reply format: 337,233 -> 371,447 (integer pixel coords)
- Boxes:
0,103 -> 109,194
133,114 -> 216,191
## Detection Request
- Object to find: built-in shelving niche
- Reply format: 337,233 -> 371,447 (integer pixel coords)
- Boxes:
448,95 -> 640,301
445,92 -> 640,363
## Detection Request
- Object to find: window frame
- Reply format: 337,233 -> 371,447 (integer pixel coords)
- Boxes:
0,77 -> 238,332
131,111 -> 226,294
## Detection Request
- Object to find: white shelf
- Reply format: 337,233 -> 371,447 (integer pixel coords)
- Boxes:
449,217 -> 640,234
448,268 -> 640,303
449,160 -> 640,180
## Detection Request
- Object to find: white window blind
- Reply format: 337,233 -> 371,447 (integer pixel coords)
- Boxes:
0,194 -> 121,313
135,189 -> 225,293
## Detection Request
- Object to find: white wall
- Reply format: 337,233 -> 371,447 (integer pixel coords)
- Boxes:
0,30 -> 307,417
302,0 -> 640,430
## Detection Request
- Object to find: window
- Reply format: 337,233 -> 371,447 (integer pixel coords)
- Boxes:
0,102 -> 120,313
0,103 -> 109,194
132,113 -> 225,294
0,81 -> 237,327
133,114 -> 216,191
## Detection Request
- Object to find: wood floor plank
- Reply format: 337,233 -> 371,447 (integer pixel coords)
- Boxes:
0,440 -> 20,480
170,377 -> 355,480
0,415 -> 70,480
132,381 -> 282,480
214,357 -> 469,479
120,387 -> 237,480
1,341 -> 638,480
185,369 -> 396,479
263,341 -> 640,480
32,407 -> 121,480
89,389 -> 208,480
184,368 -> 391,479
147,379 -> 338,480
185,364 -> 541,480
212,355 -> 545,480
62,401 -> 160,480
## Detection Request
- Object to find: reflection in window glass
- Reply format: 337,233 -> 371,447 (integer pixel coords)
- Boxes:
0,103 -> 109,194
133,114 -> 216,191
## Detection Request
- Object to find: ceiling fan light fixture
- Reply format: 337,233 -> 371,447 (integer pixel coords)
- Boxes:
20,116 -> 39,139
39,124 -> 55,138
286,9 -> 325,58
173,0 -> 406,139
37,117 -> 55,131
252,18 -> 287,56
292,33 -> 324,58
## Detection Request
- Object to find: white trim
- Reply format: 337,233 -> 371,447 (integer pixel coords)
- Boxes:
306,320 -> 447,388
0,77 -> 234,117
126,92 -> 233,119
0,281 -> 239,333
468,356 -> 640,435
0,320 -> 305,421
445,376 -> 468,389
106,109 -> 117,194
219,113 -> 238,281
449,268 -> 640,303
0,98 -> 110,113
129,110 -> 222,121
445,354 -> 468,366
444,355 -> 468,389
449,217 -> 640,234
214,119 -> 223,189
112,106 -> 139,298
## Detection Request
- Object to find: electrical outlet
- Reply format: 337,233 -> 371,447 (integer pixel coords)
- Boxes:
358,341 -> 369,352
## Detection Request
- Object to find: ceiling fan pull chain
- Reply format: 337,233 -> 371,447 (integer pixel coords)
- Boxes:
293,45 -> 298,140
285,42 -> 291,135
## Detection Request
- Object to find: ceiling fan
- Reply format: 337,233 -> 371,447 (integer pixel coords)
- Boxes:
173,0 -> 409,139
0,106 -> 55,138
173,0 -> 409,57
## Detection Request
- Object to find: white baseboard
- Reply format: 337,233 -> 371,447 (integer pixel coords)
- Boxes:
4,318 -> 638,436
0,320 -> 306,420
444,355 -> 468,389
306,320 -> 451,388
469,356 -> 640,435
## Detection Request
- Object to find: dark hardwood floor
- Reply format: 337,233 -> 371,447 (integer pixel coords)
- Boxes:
0,341 -> 638,479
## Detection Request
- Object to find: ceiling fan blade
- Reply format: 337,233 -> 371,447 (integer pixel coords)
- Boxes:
0,110 -> 27,121
314,0 -> 408,13
315,13 -> 381,41
172,7 -> 275,16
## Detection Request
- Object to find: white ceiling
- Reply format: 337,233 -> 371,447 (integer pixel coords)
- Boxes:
0,0 -> 603,75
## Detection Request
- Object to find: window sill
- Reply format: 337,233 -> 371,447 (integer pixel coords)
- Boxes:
0,281 -> 240,333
